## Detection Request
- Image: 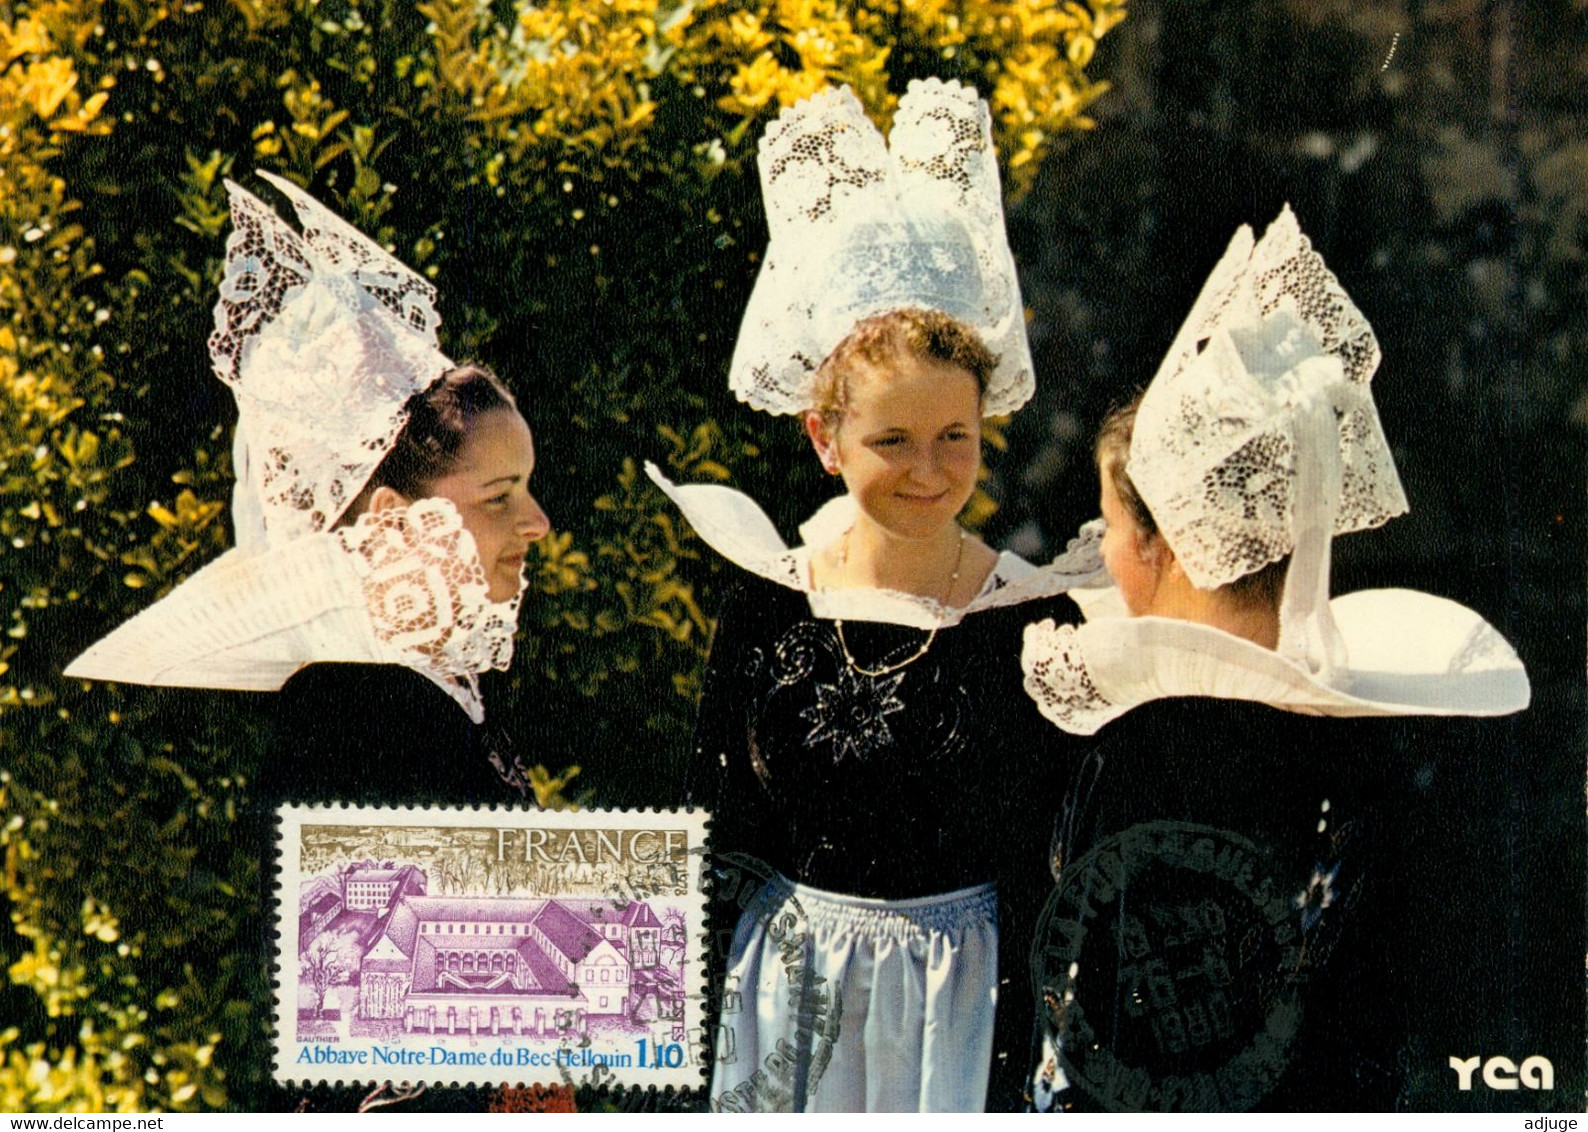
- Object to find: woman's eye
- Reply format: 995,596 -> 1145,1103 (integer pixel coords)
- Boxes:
944,428 -> 971,442
870,436 -> 904,448
485,492 -> 510,506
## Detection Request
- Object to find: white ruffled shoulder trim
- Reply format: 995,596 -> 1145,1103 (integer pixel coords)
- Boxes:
64,498 -> 522,723
1021,587 -> 1532,735
646,462 -> 1106,628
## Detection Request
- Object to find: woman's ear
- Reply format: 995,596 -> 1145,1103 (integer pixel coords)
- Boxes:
1136,530 -> 1182,593
804,410 -> 841,475
1155,540 -> 1188,583
1132,526 -> 1162,566
368,485 -> 412,514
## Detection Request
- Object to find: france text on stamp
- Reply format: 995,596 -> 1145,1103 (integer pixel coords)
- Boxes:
273,805 -> 708,1090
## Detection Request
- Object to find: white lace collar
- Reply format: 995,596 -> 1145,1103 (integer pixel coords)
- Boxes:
1021,587 -> 1531,736
647,462 -> 1105,628
64,498 -> 520,723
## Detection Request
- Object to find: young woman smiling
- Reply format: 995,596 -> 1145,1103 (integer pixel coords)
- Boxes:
804,314 -> 1000,603
652,82 -> 1099,1112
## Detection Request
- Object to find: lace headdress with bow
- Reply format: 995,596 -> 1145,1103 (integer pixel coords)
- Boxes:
1128,204 -> 1408,685
1021,206 -> 1528,735
66,174 -> 521,721
730,78 -> 1034,418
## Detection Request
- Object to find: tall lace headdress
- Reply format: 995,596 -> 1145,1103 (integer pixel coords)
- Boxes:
1127,205 -> 1408,685
730,78 -> 1034,417
211,171 -> 451,548
65,174 -> 521,722
648,80 -> 1104,621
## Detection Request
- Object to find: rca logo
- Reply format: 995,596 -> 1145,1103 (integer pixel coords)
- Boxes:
1448,1055 -> 1554,1091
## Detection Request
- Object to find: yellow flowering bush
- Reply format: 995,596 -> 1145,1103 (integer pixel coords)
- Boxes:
419,0 -> 1123,190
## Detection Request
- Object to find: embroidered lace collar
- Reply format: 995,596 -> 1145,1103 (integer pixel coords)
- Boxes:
647,462 -> 1104,629
1021,587 -> 1530,736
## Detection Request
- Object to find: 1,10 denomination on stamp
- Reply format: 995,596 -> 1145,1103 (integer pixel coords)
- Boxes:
273,805 -> 708,1090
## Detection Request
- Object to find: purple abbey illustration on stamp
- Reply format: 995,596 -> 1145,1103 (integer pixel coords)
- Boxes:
274,806 -> 709,1090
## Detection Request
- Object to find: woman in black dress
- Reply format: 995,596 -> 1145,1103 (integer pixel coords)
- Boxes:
64,176 -> 552,1111
266,362 -> 550,806
68,172 -> 550,801
1020,206 -> 1531,1111
652,79 -> 1100,1111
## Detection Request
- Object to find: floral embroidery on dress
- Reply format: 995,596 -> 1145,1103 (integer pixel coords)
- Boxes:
743,617 -> 972,770
800,664 -> 907,763
1294,863 -> 1339,932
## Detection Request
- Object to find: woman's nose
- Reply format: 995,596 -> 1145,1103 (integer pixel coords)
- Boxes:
520,495 -> 551,541
911,448 -> 947,483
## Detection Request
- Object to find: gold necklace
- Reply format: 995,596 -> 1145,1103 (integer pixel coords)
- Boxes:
834,527 -> 965,678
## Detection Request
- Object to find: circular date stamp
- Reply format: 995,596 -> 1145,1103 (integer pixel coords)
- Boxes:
698,850 -> 843,1113
1031,820 -> 1305,1112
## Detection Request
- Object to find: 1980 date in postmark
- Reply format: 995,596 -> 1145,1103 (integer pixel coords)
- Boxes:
273,805 -> 707,1090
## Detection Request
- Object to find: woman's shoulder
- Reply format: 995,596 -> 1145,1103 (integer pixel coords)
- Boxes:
273,664 -> 476,757
266,664 -> 492,807
1099,695 -> 1342,740
707,570 -> 810,627
958,576 -> 1083,637
279,661 -> 445,701
1092,696 -> 1404,786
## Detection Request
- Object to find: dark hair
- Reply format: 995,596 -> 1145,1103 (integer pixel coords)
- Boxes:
811,308 -> 997,422
1096,392 -> 1289,610
348,363 -> 517,513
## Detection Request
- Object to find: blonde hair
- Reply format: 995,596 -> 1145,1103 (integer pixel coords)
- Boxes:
812,308 -> 997,423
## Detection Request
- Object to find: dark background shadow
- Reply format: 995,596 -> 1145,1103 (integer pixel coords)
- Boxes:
990,1 -> 1585,1110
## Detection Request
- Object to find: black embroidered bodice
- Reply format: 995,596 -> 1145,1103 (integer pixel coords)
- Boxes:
687,575 -> 1084,1111
689,576 -> 1081,900
264,663 -> 532,807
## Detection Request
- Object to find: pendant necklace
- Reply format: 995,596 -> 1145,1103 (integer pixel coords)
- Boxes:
834,527 -> 965,678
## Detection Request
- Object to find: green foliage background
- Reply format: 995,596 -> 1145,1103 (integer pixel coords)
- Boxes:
0,0 -> 1123,1110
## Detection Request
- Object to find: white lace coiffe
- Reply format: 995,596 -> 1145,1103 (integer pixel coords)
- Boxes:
212,171 -> 451,550
658,79 -> 1060,625
66,174 -> 522,721
730,78 -> 1034,418
1129,205 -> 1407,684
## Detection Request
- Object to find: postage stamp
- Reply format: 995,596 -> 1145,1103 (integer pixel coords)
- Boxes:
273,805 -> 708,1090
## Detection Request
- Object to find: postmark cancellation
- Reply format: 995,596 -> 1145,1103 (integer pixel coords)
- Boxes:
273,805 -> 708,1090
